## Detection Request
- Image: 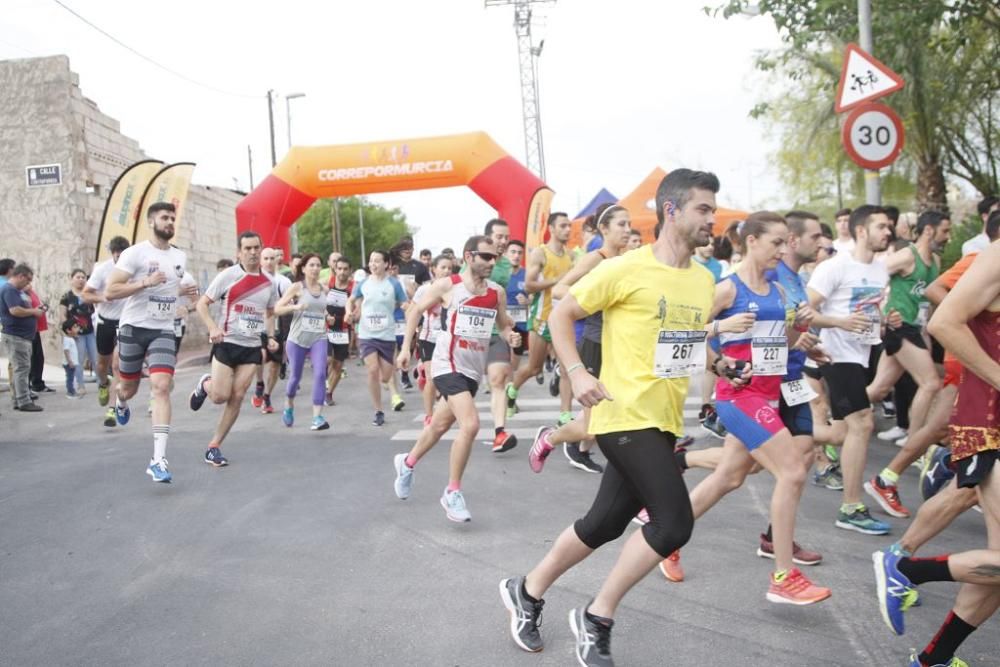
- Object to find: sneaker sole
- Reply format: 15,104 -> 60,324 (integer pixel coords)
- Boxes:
393,402 -> 405,412
103,419 -> 116,428
834,519 -> 890,535
755,547 -> 822,566
863,481 -> 910,518
393,454 -> 411,500
311,423 -> 330,431
872,551 -> 903,635
145,468 -> 171,483
765,589 -> 831,605
659,560 -> 683,582
205,458 -> 228,467
498,579 -> 543,653
439,495 -> 471,522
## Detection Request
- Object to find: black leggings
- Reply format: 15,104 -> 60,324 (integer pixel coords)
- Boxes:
574,429 -> 694,558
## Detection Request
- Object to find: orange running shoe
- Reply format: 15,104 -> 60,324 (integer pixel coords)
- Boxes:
765,567 -> 831,605
659,550 -> 683,582
864,475 -> 911,518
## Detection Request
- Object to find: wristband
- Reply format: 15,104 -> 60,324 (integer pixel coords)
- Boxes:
565,362 -> 585,375
712,320 -> 720,336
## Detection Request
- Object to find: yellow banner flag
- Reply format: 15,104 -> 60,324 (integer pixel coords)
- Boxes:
95,160 -> 164,262
133,162 -> 196,245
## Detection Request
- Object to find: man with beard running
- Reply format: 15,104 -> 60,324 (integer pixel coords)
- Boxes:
482,218 -> 521,453
104,203 -> 197,483
83,235 -> 130,428
188,232 -> 278,466
392,236 -> 520,522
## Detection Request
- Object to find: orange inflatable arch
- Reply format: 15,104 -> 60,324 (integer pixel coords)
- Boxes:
236,132 -> 554,254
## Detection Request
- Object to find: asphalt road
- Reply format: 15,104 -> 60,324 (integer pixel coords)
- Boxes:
1,361 -> 995,666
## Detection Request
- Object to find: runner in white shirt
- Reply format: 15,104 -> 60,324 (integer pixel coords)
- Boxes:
83,235 -> 130,427
104,203 -> 198,483
189,232 -> 278,467
960,195 -> 999,256
413,255 -> 454,424
253,248 -> 293,414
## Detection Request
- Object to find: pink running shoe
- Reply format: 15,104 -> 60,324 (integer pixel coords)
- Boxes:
528,426 -> 555,473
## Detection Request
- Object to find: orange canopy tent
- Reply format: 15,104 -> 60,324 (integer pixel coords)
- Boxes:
569,167 -> 748,247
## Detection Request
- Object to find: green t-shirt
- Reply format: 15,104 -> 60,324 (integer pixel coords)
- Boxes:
885,245 -> 939,325
489,255 -> 512,336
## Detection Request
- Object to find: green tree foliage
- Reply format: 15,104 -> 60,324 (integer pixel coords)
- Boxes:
713,1 -> 1000,210
295,196 -> 413,268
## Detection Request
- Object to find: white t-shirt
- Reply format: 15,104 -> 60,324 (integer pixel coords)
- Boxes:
205,265 -> 277,347
807,253 -> 889,366
62,336 -> 79,365
266,270 -> 292,299
961,232 -> 989,257
113,241 -> 188,332
86,258 -> 124,321
833,237 -> 856,254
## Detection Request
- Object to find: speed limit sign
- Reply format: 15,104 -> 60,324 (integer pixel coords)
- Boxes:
842,101 -> 905,170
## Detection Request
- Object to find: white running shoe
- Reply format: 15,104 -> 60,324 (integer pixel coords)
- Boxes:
877,426 -> 907,441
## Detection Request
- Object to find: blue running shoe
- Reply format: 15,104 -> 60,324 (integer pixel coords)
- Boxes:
310,416 -> 330,431
115,400 -> 131,426
873,549 -> 918,636
836,504 -> 890,535
204,447 -> 228,467
373,411 -> 385,427
282,407 -> 294,427
189,373 -> 210,411
146,458 -> 172,483
920,444 -> 954,500
393,453 -> 414,499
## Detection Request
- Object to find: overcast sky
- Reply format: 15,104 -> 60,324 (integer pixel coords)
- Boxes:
2,0 -> 789,251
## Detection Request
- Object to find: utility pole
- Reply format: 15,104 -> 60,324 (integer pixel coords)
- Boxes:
247,145 -> 254,190
485,0 -> 554,181
331,199 -> 341,253
358,200 -> 366,264
858,0 -> 881,205
266,90 -> 277,168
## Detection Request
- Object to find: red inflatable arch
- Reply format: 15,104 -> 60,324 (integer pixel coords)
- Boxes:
236,131 -> 554,253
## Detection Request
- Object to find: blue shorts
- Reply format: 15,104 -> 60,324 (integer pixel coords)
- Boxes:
716,396 -> 786,451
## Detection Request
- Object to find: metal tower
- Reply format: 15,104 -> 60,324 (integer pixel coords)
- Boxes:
485,0 -> 554,181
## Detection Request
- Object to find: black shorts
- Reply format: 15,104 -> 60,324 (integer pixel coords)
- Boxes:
930,335 -> 945,364
265,338 -> 285,364
417,339 -> 436,363
579,338 -> 602,376
779,397 -> 813,437
512,327 -> 529,356
884,322 -> 926,356
802,365 -> 822,380
820,363 -> 871,420
955,449 -> 998,489
434,372 -> 478,398
213,342 -> 262,369
328,342 -> 349,362
96,318 -> 119,356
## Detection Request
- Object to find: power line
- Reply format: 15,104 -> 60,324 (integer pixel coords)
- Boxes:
51,0 -> 259,99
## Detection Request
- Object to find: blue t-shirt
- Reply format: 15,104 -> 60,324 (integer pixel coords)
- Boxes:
694,256 -> 724,283
508,268 -> 528,331
0,283 -> 37,339
352,275 -> 406,342
586,235 -> 603,253
766,260 -> 807,381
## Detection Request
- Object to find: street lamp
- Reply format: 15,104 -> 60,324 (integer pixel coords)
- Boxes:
285,92 -> 306,253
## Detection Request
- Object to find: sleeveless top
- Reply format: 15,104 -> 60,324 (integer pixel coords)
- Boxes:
288,283 -> 328,347
715,273 -> 788,401
414,283 -> 444,343
431,274 -> 501,382
531,244 -> 573,323
886,245 -> 939,326
767,261 -> 807,382
582,249 -> 611,344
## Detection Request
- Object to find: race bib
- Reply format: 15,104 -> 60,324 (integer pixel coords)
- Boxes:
173,319 -> 184,338
301,312 -> 325,334
653,330 -> 707,379
508,305 -> 528,324
751,336 -> 788,376
366,313 -> 389,331
916,302 -> 930,328
146,295 -> 176,320
453,305 -> 496,339
394,320 -> 407,337
327,290 -> 348,308
327,330 -> 349,345
238,307 -> 264,336
398,274 -> 416,290
780,379 -> 818,406
853,310 -> 882,345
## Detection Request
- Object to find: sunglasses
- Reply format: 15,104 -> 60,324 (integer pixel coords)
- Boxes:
471,251 -> 498,261
821,247 -> 837,255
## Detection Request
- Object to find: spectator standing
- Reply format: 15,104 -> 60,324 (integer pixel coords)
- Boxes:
60,268 -> 98,395
61,320 -> 82,398
27,285 -> 52,393
1,264 -> 44,411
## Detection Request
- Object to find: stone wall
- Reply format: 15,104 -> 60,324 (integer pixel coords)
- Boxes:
0,55 -> 241,363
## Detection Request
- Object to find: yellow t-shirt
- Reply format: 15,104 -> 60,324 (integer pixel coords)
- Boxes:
570,244 -> 714,436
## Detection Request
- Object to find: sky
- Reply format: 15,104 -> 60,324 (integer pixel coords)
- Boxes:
1,0 -> 790,251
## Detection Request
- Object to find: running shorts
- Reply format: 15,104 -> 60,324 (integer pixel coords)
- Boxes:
328,342 -> 349,362
488,335 -> 511,365
779,396 -> 813,438
512,327 -> 529,356
802,364 -> 822,381
884,322 -> 926,356
955,449 -> 998,489
579,338 -> 602,376
118,325 -> 176,380
716,395 -> 785,451
265,338 -> 285,364
213,342 -> 262,369
359,338 -> 395,364
96,318 -> 119,356
417,340 -> 436,364
528,315 -> 552,343
820,363 -> 871,420
434,371 -> 479,398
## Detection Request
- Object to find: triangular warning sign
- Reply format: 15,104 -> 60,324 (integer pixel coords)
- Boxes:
835,43 -> 905,114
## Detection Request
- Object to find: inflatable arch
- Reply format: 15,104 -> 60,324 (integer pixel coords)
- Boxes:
236,132 -> 554,254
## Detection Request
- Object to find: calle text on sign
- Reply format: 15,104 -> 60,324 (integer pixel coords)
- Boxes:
25,163 -> 62,187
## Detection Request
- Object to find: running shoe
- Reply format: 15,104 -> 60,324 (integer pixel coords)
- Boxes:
393,453 -> 413,499
279,361 -> 287,380
310,416 -> 330,431
908,653 -> 967,667
756,533 -> 823,566
544,356 -> 554,373
528,426 -> 555,473
146,458 -> 172,483
659,550 -> 683,582
440,488 -> 471,522
865,476 -> 911,518
204,447 -> 228,467
565,442 -> 603,473
702,411 -> 727,439
698,403 -> 716,423
505,382 -> 519,418
401,374 -> 413,391
391,393 -> 405,412
766,568 -> 831,605
261,395 -> 274,414
492,430 -> 518,453
569,605 -> 614,667
872,548 -> 918,636
812,463 -> 844,490
920,444 -> 954,500
499,576 -> 545,653
881,400 -> 896,418
895,436 -> 908,448
374,411 -> 385,427
878,425 -> 907,442
115,400 -> 131,426
548,368 -> 560,397
417,370 -> 426,391
823,444 -> 840,463
557,411 -> 573,427
324,391 -> 335,406
251,381 -> 264,408
535,372 -> 544,385
103,407 -> 117,428
97,382 -> 110,407
282,407 -> 294,427
189,373 -> 210,411
836,505 -> 890,535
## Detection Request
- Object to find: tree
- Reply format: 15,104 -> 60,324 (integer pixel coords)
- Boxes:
714,0 -> 1000,210
295,196 -> 413,268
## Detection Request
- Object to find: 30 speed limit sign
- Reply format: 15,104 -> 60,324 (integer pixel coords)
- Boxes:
842,101 -> 905,170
